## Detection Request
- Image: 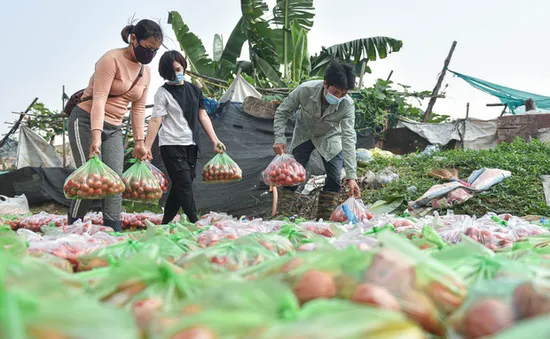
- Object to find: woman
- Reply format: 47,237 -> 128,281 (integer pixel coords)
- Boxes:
145,50 -> 225,224
68,19 -> 163,232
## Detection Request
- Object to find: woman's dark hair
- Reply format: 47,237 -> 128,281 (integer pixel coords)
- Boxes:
121,19 -> 163,44
158,50 -> 188,81
324,59 -> 356,90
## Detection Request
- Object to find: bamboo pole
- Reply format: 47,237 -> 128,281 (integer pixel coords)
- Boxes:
423,41 -> 457,122
0,97 -> 38,148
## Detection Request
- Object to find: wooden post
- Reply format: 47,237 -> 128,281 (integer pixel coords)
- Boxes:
358,61 -> 367,88
62,85 -> 67,168
462,102 -> 470,150
423,41 -> 458,122
386,70 -> 394,81
502,105 -> 508,115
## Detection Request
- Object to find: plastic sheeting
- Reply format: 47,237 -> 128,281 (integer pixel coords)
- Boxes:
219,74 -> 262,104
16,125 -> 62,169
396,118 -> 498,150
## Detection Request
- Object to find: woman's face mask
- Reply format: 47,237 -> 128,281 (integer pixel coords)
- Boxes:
174,72 -> 185,83
133,43 -> 157,65
131,36 -> 160,65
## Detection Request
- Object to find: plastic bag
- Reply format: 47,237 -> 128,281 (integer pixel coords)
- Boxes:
277,223 -> 315,245
17,212 -> 67,232
356,148 -> 373,167
76,239 -> 152,272
373,168 -> 399,188
42,219 -> 114,235
92,255 -> 208,328
0,264 -> 138,339
145,160 -> 169,193
122,160 -> 163,203
259,299 -> 425,339
177,240 -> 279,271
28,251 -> 74,273
262,154 -> 306,187
149,309 -> 272,339
236,233 -> 294,256
367,232 -> 468,334
447,278 -> 550,339
63,155 -> 125,199
0,194 -> 29,215
0,214 -> 21,230
299,221 -> 344,238
201,152 -> 242,183
27,235 -> 103,267
330,197 -> 373,223
0,234 -> 27,257
149,280 -> 299,339
241,245 -> 448,335
432,237 -> 533,285
489,313 -> 550,339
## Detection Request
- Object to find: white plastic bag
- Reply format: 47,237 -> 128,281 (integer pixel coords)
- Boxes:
0,194 -> 30,215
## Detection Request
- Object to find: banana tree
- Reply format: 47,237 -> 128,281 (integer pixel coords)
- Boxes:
240,0 -> 283,85
168,11 -> 214,77
310,37 -> 404,77
270,0 -> 315,80
169,1 -> 282,86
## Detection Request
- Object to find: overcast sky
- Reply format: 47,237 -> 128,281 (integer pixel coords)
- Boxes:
1,0 -> 549,136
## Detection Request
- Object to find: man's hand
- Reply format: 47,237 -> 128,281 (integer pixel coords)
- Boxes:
273,143 -> 287,155
348,179 -> 361,198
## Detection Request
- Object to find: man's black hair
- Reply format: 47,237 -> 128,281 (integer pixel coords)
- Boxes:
324,59 -> 356,90
158,50 -> 188,81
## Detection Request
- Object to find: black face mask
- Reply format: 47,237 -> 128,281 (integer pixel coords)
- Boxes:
133,43 -> 156,65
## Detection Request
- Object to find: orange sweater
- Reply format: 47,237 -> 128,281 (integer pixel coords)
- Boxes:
78,49 -> 150,140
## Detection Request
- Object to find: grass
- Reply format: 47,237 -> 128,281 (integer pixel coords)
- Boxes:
360,138 -> 550,217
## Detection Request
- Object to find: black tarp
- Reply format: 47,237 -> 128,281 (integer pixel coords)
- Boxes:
152,102 -> 374,218
191,103 -> 295,217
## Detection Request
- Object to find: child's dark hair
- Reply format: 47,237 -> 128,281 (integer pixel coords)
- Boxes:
121,19 -> 163,44
324,59 -> 356,90
158,50 -> 188,81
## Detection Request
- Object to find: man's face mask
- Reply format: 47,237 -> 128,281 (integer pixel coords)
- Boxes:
324,86 -> 346,105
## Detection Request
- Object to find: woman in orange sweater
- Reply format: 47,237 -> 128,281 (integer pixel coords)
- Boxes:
67,19 -> 163,232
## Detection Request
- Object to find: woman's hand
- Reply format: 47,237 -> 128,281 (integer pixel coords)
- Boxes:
144,145 -> 153,161
89,140 -> 101,158
214,140 -> 226,154
133,142 -> 150,161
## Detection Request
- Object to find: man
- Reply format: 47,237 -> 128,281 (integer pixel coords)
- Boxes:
273,59 -> 360,220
